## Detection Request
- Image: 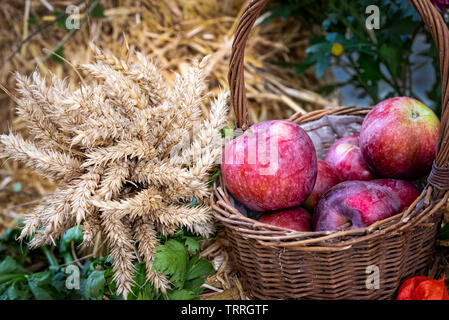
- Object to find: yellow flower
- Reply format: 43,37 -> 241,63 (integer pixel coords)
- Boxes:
332,43 -> 344,56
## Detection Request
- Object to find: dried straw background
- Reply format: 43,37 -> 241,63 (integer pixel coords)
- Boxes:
1,0 -> 446,300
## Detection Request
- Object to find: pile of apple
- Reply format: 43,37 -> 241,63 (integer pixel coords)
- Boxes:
221,97 -> 440,232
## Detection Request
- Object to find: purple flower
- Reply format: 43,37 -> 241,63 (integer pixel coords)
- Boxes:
431,0 -> 449,12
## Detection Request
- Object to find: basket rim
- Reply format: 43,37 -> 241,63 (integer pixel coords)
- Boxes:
211,108 -> 449,250
213,176 -> 447,250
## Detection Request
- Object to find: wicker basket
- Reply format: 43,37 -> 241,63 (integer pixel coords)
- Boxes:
211,0 -> 449,300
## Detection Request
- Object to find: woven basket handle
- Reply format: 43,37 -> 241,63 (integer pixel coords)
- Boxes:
410,0 -> 449,195
229,0 -> 449,193
228,0 -> 269,130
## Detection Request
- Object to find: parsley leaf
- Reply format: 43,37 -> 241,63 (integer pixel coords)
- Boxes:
153,239 -> 188,289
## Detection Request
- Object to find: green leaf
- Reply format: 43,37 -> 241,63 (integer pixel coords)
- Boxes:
262,4 -> 293,24
0,257 -> 29,276
105,256 -> 114,264
183,277 -> 206,296
315,56 -> 331,79
220,127 -> 234,139
28,271 -> 52,286
128,263 -> 161,300
322,13 -> 339,31
439,223 -> 449,240
28,284 -> 54,300
209,170 -> 221,186
128,262 -> 147,299
306,42 -> 332,55
0,257 -> 20,275
0,281 -> 12,298
325,32 -> 345,44
28,271 -> 54,300
358,52 -> 382,82
171,229 -> 186,240
153,239 -> 188,289
51,272 -> 70,295
293,60 -> 314,75
90,4 -> 105,18
184,237 -> 200,255
0,281 -> 30,300
0,227 -> 21,242
60,226 -> 83,250
51,46 -> 64,63
104,266 -> 117,293
133,263 -> 147,287
83,270 -> 105,300
54,12 -> 70,31
27,17 -> 38,25
189,197 -> 198,208
186,259 -> 215,281
4,282 -> 30,300
167,289 -> 198,300
134,284 -> 159,300
379,44 -> 402,78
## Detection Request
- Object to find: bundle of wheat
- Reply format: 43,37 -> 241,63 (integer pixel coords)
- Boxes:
0,45 -> 229,298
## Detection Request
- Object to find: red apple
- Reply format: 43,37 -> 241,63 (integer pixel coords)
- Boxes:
221,120 -> 317,211
324,134 -> 374,181
313,181 -> 400,231
360,97 -> 440,179
258,207 -> 312,232
371,179 -> 420,211
303,160 -> 340,210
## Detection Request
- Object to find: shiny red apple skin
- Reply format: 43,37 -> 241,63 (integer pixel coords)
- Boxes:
371,179 -> 420,211
324,134 -> 374,182
258,207 -> 312,232
221,120 -> 317,211
304,160 -> 340,210
360,97 -> 440,179
313,181 -> 400,232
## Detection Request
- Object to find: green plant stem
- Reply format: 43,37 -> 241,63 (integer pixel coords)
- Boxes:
376,45 -> 405,96
7,0 -> 87,61
0,274 -> 26,283
63,252 -> 73,265
42,0 -> 101,62
348,3 -> 370,39
346,55 -> 378,103
332,3 -> 365,41
379,70 -> 402,96
40,246 -> 59,268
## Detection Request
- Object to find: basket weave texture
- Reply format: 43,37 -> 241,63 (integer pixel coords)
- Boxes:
212,0 -> 449,299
